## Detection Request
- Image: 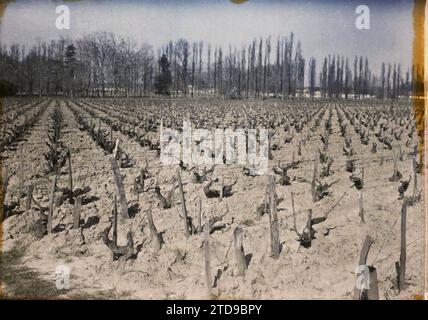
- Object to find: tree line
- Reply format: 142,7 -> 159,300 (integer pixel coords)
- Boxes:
0,31 -> 421,99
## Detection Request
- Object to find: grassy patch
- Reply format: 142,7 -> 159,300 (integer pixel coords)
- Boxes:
0,246 -> 135,300
0,245 -> 65,299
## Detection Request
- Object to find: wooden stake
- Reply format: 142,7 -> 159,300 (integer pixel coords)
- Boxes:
366,266 -> 380,300
353,235 -> 375,299
147,207 -> 161,252
397,200 -> 408,292
306,209 -> 313,235
234,227 -> 247,276
112,196 -> 118,245
47,173 -> 58,234
260,178 -> 269,219
25,185 -> 33,210
281,167 -> 285,185
359,167 -> 365,223
359,189 -> 365,224
19,144 -> 24,198
110,158 -> 129,219
204,215 -> 212,298
269,175 -> 280,259
113,139 -> 120,158
67,149 -> 73,203
176,169 -> 190,237
220,176 -> 224,202
73,196 -> 82,230
291,191 -> 297,231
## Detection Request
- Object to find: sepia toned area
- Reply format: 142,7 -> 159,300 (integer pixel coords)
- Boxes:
0,0 -> 426,300
414,0 -> 427,300
0,98 -> 425,299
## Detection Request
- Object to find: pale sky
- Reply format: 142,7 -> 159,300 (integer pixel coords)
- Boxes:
0,0 -> 414,74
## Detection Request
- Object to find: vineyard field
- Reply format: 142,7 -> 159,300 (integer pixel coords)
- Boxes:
0,97 -> 425,299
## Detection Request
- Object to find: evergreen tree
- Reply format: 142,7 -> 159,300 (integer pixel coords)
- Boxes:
64,43 -> 77,97
154,54 -> 172,95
